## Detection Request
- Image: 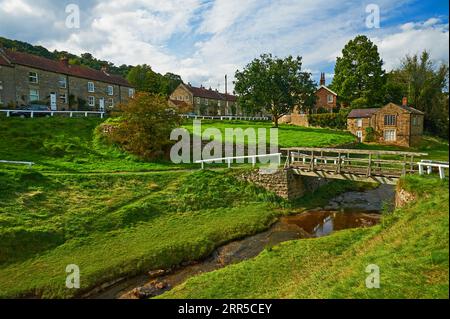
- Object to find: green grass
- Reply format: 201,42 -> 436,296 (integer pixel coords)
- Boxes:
160,175 -> 449,299
0,169 -> 288,298
182,120 -> 357,148
0,117 -> 189,172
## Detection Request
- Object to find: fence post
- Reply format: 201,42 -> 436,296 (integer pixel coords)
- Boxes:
227,158 -> 231,169
31,112 -> 34,118
418,163 -> 424,175
252,156 -> 256,167
7,111 -> 10,117
439,167 -> 445,179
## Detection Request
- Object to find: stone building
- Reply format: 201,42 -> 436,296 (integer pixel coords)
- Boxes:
0,48 -> 134,111
347,98 -> 424,147
169,83 -> 242,116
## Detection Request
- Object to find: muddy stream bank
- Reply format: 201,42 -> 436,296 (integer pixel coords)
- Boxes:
88,184 -> 395,299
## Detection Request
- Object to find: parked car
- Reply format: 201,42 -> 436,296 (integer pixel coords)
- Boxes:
10,105 -> 51,118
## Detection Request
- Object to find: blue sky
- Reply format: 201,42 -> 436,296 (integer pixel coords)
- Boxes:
0,0 -> 448,91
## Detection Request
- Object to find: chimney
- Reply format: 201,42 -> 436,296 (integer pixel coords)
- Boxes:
101,65 -> 109,75
60,56 -> 69,67
320,72 -> 326,86
402,97 -> 408,106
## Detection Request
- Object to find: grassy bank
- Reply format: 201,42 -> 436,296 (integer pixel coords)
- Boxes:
0,169 -> 286,298
160,175 -> 449,299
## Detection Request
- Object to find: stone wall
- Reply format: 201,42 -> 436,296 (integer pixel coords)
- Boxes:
240,169 -> 328,200
395,186 -> 416,208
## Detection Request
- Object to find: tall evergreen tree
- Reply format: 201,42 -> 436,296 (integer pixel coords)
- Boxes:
331,35 -> 386,107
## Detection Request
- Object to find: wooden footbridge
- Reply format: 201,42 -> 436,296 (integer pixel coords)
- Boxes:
281,147 -> 446,185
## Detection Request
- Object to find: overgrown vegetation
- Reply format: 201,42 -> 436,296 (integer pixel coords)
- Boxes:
160,175 -> 449,299
308,109 -> 350,129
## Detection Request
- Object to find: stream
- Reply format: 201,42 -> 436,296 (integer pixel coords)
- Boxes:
89,184 -> 395,299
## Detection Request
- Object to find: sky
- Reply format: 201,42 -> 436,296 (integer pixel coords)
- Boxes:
0,0 -> 448,91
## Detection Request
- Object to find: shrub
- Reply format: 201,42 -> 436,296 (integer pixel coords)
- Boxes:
308,109 -> 350,129
104,93 -> 182,160
364,127 -> 376,142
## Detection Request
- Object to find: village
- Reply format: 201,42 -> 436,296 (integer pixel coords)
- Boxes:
0,0 -> 448,307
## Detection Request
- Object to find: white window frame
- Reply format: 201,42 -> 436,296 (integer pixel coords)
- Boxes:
384,129 -> 396,142
196,97 -> 200,104
29,72 -> 39,84
88,96 -> 95,107
29,89 -> 39,102
59,76 -> 67,89
128,88 -> 135,98
205,99 -> 209,105
384,114 -> 396,126
356,118 -> 363,128
412,116 -> 418,126
107,85 -> 114,96
356,130 -> 363,141
108,98 -> 114,108
327,94 -> 334,103
218,100 -> 221,107
88,82 -> 95,93
59,93 -> 68,104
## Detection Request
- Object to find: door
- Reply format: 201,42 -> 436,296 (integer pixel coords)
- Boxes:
384,129 -> 396,142
50,93 -> 57,111
99,98 -> 105,112
356,130 -> 363,142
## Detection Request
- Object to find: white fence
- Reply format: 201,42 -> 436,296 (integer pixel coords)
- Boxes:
181,114 -> 270,121
0,160 -> 35,168
196,153 -> 282,169
418,160 -> 449,179
0,110 -> 106,118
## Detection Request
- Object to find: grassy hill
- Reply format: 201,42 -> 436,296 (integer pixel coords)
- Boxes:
160,175 -> 449,299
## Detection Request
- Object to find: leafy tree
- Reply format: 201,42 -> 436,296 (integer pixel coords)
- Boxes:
234,53 -> 316,127
385,51 -> 449,138
107,93 -> 182,159
127,66 -> 183,96
331,35 -> 386,107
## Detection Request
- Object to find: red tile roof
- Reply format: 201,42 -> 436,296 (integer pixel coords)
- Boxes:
4,50 -> 131,87
348,108 -> 380,118
186,84 -> 237,101
169,99 -> 188,107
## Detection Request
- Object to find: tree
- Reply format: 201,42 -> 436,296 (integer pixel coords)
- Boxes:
127,66 -> 183,96
385,51 -> 449,138
331,35 -> 386,107
107,93 -> 182,159
234,53 -> 316,127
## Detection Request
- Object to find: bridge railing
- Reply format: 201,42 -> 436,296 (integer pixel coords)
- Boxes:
0,160 -> 35,168
418,160 -> 449,179
282,147 -> 429,179
0,110 -> 106,118
196,153 -> 282,170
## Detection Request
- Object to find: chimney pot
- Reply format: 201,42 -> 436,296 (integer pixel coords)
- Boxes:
60,56 -> 69,67
402,97 -> 408,106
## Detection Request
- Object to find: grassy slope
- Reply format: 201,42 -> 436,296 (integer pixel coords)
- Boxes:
0,117 -> 187,172
0,169 -> 287,298
161,175 -> 449,299
182,120 -> 356,148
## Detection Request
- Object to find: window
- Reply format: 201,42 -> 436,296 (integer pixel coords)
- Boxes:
218,100 -> 221,107
0,80 -> 3,90
196,97 -> 200,104
0,93 -> 3,105
412,116 -> 420,126
29,89 -> 39,102
356,130 -> 363,142
327,94 -> 334,103
59,93 -> 67,104
88,82 -> 95,93
29,72 -> 38,84
59,76 -> 67,88
128,88 -> 135,98
107,86 -> 114,96
356,118 -> 363,128
108,98 -> 114,108
88,96 -> 95,107
384,114 -> 396,126
205,99 -> 209,105
384,129 -> 396,142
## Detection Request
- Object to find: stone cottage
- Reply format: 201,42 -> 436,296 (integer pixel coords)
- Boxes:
0,48 -> 134,111
347,98 -> 424,147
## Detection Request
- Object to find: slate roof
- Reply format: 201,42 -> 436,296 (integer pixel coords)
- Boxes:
347,108 -> 380,118
185,84 -> 237,101
2,50 -> 132,87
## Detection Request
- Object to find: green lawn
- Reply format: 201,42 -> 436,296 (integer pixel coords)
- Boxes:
160,175 -> 449,299
182,120 -> 356,148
